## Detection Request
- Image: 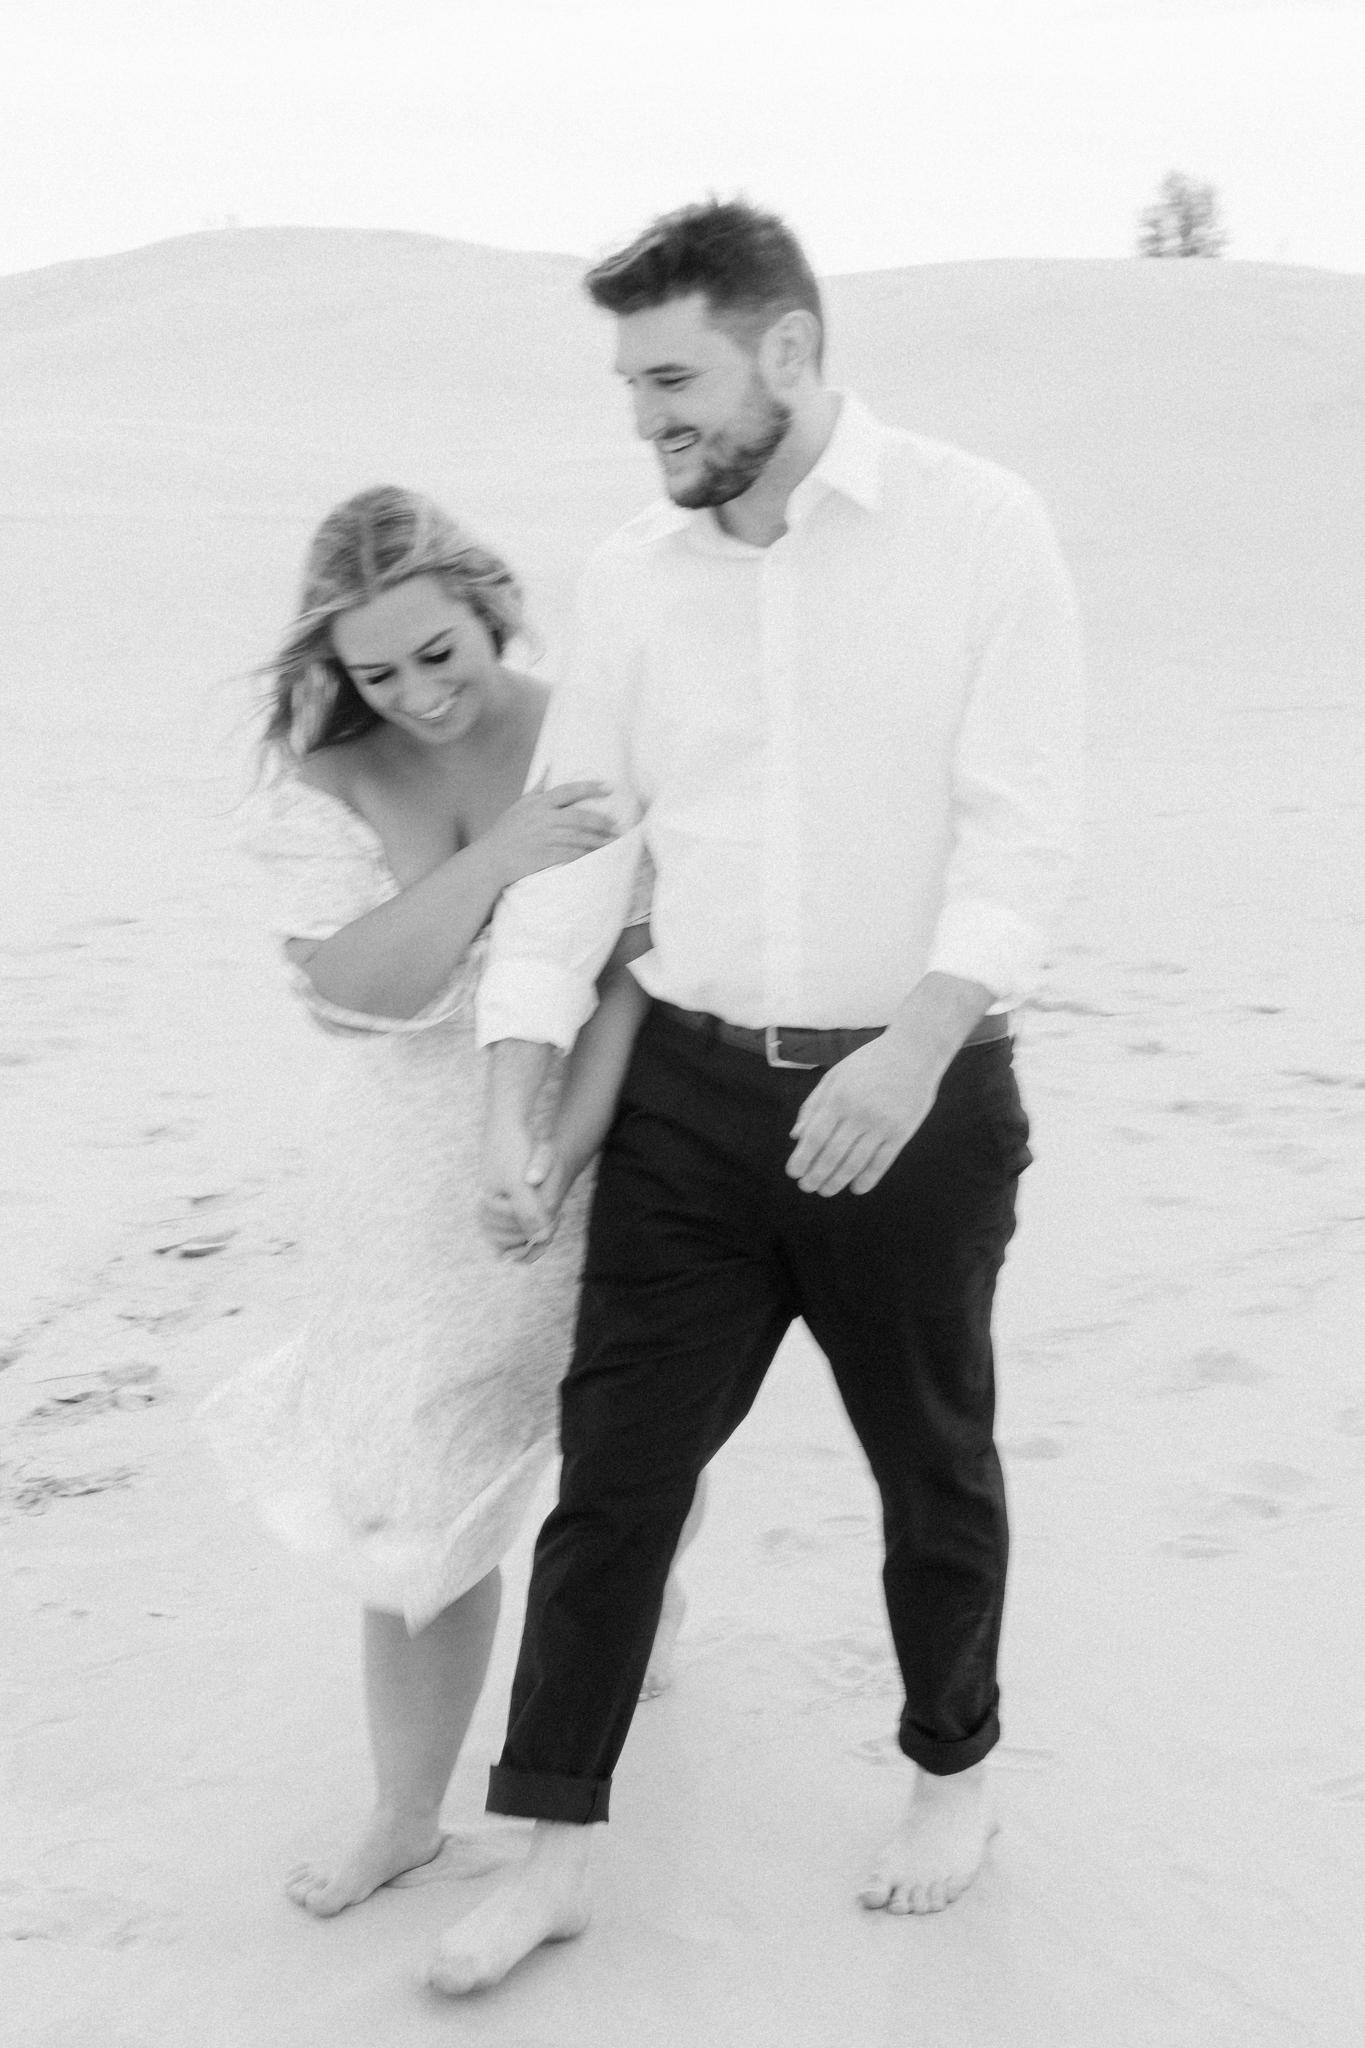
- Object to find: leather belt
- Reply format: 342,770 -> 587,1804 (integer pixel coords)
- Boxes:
654,1002 -> 1011,1070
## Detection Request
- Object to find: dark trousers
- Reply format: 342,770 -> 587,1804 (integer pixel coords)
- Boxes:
487,1005 -> 1032,1825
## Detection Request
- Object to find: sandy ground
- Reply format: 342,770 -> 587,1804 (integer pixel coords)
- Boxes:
3,233 -> 1364,2045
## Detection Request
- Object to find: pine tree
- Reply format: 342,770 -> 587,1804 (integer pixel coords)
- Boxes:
1137,172 -> 1228,258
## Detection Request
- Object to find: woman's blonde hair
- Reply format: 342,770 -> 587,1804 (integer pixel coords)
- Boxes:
260,486 -> 526,759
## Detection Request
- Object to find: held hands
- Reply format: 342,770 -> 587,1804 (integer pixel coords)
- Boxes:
479,1128 -> 573,1264
786,1032 -> 945,1198
479,779 -> 617,888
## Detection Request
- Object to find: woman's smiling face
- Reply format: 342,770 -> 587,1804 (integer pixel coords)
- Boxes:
330,573 -> 501,747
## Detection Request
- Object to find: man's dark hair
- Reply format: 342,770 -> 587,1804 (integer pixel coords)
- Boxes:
584,199 -> 824,366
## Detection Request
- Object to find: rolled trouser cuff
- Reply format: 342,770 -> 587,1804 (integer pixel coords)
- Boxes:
487,1764 -> 611,1824
899,1704 -> 1000,1776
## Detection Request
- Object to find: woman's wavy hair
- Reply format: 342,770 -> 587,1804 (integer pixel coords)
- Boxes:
259,486 -> 526,762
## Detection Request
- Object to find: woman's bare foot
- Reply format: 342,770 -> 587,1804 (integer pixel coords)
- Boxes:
424,1821 -> 592,1995
859,1759 -> 997,1915
285,1805 -> 444,1918
640,1573 -> 686,1699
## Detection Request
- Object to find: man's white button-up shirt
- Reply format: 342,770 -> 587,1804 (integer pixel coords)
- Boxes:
476,392 -> 1085,1050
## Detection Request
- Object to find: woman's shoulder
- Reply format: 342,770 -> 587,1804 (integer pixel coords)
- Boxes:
239,759 -> 397,946
293,733 -> 381,807
503,669 -> 553,736
239,749 -> 389,874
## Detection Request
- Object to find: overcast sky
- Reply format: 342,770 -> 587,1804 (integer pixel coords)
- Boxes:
3,0 -> 1362,279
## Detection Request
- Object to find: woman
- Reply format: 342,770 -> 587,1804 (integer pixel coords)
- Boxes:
202,486 -> 699,1919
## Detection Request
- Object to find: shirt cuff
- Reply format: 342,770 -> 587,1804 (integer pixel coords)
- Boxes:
474,959 -> 599,1053
926,898 -> 1043,1013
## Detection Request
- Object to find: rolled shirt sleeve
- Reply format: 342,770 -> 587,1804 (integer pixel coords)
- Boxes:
474,822 -> 645,1050
475,580 -> 644,1051
926,482 -> 1085,1009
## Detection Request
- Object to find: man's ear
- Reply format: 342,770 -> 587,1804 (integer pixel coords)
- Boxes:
762,307 -> 822,385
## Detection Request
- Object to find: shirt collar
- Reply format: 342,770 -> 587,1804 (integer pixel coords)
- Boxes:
657,389 -> 886,553
787,390 -> 885,524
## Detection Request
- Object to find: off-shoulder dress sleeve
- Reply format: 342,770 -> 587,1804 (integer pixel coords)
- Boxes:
237,774 -> 484,1036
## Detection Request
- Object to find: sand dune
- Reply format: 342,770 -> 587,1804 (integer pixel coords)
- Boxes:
3,230 -> 1363,2044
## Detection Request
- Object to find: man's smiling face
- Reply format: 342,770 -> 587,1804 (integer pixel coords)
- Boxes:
613,291 -> 792,510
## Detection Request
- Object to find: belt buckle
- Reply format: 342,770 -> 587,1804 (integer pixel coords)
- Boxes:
764,1024 -> 819,1070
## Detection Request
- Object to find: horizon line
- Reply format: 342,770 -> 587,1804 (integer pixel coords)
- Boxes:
2,223 -> 1360,289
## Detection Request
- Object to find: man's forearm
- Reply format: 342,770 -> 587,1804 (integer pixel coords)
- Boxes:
480,1036 -> 560,1249
485,1037 -> 557,1134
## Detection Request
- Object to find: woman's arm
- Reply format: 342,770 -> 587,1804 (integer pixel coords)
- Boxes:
289,781 -> 615,1021
289,837 -> 506,1020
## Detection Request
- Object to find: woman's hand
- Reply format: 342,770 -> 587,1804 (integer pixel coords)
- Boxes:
480,1139 -> 573,1262
479,781 -> 617,888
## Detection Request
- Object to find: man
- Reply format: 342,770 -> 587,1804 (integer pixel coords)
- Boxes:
425,199 -> 1084,1996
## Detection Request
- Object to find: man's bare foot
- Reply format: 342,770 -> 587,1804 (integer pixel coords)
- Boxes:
424,1821 -> 592,1995
859,1759 -> 997,1915
285,1806 -> 444,1917
640,1573 -> 686,1699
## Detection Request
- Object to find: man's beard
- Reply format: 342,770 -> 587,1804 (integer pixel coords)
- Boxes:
663,378 -> 793,509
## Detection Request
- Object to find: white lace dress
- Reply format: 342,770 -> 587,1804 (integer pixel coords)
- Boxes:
200,772 -> 597,1632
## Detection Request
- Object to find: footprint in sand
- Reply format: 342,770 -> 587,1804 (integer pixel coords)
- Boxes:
1164,1349 -> 1271,1393
1003,1435 -> 1066,1461
23,1364 -> 160,1426
1312,1772 -> 1365,1804
0,940 -> 88,958
849,1731 -> 904,1766
0,1880 -> 177,1947
152,1229 -> 236,1258
1027,996 -> 1116,1017
1237,1460 -> 1314,1489
1158,1533 -> 1242,1560
1258,1141 -> 1331,1175
2,1464 -> 139,1513
1160,1461 -> 1327,1558
805,1632 -> 901,1705
1166,1098 -> 1243,1124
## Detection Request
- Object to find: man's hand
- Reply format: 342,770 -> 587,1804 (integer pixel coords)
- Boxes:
480,1037 -> 561,1258
786,975 -> 995,1197
786,1032 -> 945,1197
480,1118 -> 557,1260
480,1139 -> 577,1262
